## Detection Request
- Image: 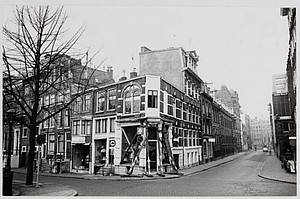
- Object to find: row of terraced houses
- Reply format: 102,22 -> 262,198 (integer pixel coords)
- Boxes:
3,46 -> 244,175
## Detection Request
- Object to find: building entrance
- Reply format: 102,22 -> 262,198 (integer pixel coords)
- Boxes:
148,141 -> 157,171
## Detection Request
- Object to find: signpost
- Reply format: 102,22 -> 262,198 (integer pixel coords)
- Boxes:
109,140 -> 116,175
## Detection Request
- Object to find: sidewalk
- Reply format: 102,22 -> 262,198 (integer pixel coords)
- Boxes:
258,154 -> 297,184
12,152 -> 247,196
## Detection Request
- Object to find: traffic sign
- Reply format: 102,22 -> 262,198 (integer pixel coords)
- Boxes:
109,140 -> 116,147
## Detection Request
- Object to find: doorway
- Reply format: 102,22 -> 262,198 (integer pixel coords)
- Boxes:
148,141 -> 157,171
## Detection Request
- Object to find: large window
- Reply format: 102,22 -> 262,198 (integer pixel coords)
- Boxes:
49,134 -> 55,152
64,109 -> 70,127
108,89 -> 116,110
81,120 -> 91,135
148,90 -> 158,108
82,94 -> 91,112
95,119 -> 108,134
123,85 -> 141,114
97,92 -> 105,112
110,118 -> 115,133
73,121 -> 80,135
58,134 -> 65,153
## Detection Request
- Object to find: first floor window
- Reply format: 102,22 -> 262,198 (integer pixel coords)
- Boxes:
58,134 -> 65,153
49,134 -> 55,152
110,118 -> 115,133
148,90 -> 158,108
73,121 -> 80,135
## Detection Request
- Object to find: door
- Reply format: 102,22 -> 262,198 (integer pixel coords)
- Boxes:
148,141 -> 157,171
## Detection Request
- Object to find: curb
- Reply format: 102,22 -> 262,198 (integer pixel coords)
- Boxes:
13,153 -> 247,181
257,159 -> 296,185
183,153 -> 247,177
257,173 -> 296,184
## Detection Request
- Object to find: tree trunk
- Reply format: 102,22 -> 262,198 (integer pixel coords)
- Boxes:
25,124 -> 37,185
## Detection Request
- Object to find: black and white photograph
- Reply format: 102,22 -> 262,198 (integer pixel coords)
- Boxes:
1,0 -> 297,197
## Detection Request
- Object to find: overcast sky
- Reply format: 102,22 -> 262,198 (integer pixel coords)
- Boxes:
2,1 -> 293,119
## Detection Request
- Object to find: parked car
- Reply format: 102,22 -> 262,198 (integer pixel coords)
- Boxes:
281,152 -> 296,173
262,147 -> 268,152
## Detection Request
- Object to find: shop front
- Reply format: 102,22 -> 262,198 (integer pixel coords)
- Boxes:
71,144 -> 90,173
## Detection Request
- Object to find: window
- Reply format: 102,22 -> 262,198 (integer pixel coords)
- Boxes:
96,120 -> 101,134
184,130 -> 188,147
82,94 -> 91,112
102,119 -> 107,133
178,129 -> 183,147
56,111 -> 62,128
23,128 -> 28,137
81,120 -> 91,135
73,121 -> 80,135
58,92 -> 63,102
22,146 -> 27,152
58,134 -> 65,153
49,114 -> 55,128
167,95 -> 174,116
148,90 -> 158,108
95,119 -> 108,133
49,134 -> 55,152
160,91 -> 164,113
123,85 -> 141,114
64,109 -> 70,127
108,89 -> 116,110
97,92 -> 105,112
189,131 -> 192,146
50,94 -> 55,105
176,100 -> 182,118
110,118 -> 115,133
44,95 -> 50,106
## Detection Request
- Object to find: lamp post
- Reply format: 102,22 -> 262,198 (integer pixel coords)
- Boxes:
3,110 -> 15,196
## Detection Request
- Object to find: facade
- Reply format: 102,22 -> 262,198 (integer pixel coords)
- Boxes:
212,101 -> 235,158
212,85 -> 242,153
4,46 -> 238,176
240,113 -> 251,151
250,117 -> 272,150
278,8 -> 296,161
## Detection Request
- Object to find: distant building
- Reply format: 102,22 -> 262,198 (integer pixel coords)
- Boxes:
240,113 -> 251,151
250,117 -> 272,150
212,85 -> 242,153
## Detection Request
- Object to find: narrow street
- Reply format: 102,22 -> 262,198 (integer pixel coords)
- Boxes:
13,151 -> 296,196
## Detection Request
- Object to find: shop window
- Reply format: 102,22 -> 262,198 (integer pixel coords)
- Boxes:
95,119 -> 108,133
148,90 -> 158,108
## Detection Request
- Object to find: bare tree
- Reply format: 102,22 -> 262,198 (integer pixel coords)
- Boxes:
2,6 -> 105,185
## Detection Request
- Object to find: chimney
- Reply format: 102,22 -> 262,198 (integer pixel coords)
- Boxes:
119,69 -> 127,81
107,66 -> 113,79
130,71 -> 137,78
140,46 -> 151,53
